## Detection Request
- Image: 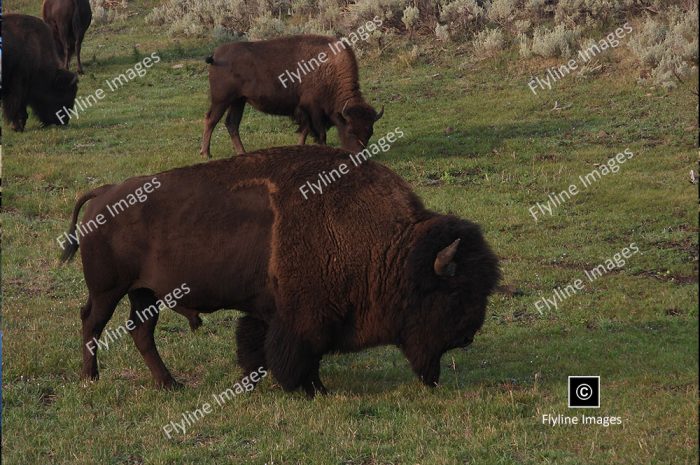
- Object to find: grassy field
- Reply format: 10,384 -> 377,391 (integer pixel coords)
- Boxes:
2,1 -> 698,464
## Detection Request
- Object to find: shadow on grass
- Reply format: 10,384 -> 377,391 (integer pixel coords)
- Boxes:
382,118 -> 597,162
326,318 -> 696,396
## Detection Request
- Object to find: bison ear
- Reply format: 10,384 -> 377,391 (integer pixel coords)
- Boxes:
434,238 -> 460,277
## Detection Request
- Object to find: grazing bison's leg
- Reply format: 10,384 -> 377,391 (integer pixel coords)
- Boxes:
301,356 -> 327,398
200,102 -> 228,159
127,289 -> 180,389
75,31 -> 86,74
3,78 -> 28,132
172,306 -> 202,331
309,110 -> 327,145
224,99 -> 247,155
235,316 -> 268,381
80,290 -> 124,381
298,125 -> 310,145
264,317 -> 313,393
58,27 -> 71,70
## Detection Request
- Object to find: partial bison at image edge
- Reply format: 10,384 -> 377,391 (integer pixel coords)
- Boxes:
61,145 -> 500,397
1,13 -> 79,131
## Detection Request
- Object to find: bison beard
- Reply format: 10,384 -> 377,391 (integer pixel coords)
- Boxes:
62,145 -> 499,396
2,14 -> 79,131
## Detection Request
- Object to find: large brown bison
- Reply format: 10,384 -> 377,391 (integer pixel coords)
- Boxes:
61,145 -> 499,396
42,0 -> 92,74
1,14 -> 78,131
200,35 -> 384,158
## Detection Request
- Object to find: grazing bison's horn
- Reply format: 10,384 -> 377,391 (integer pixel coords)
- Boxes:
434,238 -> 460,277
374,105 -> 384,121
70,74 -> 79,86
341,100 -> 350,119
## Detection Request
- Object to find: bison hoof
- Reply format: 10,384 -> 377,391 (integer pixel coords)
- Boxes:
156,378 -> 183,390
80,371 -> 99,382
188,316 -> 203,331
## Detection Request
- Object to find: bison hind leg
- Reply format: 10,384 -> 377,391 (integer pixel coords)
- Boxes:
236,316 -> 268,380
127,288 -> 180,389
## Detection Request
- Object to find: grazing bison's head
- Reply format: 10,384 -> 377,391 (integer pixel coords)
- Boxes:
31,69 -> 78,126
400,217 -> 500,387
336,101 -> 384,152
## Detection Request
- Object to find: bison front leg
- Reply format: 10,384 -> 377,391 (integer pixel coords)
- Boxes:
127,289 -> 180,389
264,318 -> 320,396
309,110 -> 327,145
235,315 -> 268,381
301,356 -> 327,398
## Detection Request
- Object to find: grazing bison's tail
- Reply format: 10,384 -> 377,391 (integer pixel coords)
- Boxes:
205,55 -> 215,65
60,185 -> 113,263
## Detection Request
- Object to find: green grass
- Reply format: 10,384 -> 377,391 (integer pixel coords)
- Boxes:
2,2 -> 698,464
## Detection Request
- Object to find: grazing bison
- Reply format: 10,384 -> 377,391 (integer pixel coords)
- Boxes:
1,14 -> 78,131
200,35 -> 384,158
42,0 -> 92,74
61,145 -> 499,396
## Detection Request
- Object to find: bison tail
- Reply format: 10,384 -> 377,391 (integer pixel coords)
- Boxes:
205,55 -> 215,65
60,185 -> 113,263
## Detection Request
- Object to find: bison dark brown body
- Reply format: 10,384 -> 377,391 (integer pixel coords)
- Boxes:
1,14 -> 79,131
62,145 -> 499,396
200,35 -> 383,158
42,0 -> 93,74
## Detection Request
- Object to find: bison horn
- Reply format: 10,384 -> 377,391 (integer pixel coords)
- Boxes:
341,100 -> 350,119
70,74 -> 79,86
434,238 -> 460,277
374,105 -> 384,121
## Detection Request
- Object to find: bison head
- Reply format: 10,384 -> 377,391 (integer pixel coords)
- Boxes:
400,217 -> 500,387
31,69 -> 78,126
336,101 -> 384,152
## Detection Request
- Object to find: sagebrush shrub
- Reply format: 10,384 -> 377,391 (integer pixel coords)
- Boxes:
90,0 -> 127,24
439,0 -> 485,37
521,24 -> 582,58
472,27 -> 506,58
628,6 -> 699,88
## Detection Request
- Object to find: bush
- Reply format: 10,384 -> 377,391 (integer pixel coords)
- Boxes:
146,0 -> 253,37
90,0 -> 128,24
472,27 -> 506,58
439,0 -> 485,38
628,6 -> 699,88
521,23 -> 582,58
